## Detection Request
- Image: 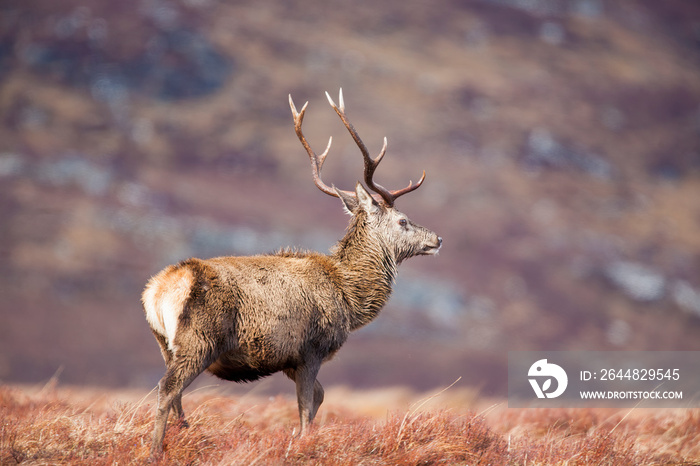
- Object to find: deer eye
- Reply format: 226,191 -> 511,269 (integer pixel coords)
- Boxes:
398,218 -> 408,227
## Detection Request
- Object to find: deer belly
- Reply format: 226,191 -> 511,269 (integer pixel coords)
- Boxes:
206,350 -> 281,382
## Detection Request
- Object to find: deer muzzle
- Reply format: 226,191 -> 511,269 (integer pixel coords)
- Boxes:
421,236 -> 443,255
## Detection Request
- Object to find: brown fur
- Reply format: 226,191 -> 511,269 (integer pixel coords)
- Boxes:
144,176 -> 440,457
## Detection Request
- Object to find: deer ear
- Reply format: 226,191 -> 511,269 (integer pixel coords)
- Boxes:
355,182 -> 380,214
334,186 -> 358,215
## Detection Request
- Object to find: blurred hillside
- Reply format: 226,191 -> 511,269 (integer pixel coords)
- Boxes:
1,0 -> 699,394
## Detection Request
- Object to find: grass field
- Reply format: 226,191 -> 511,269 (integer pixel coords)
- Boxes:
1,382 -> 698,465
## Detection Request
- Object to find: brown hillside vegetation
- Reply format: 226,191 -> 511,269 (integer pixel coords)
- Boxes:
2,0 -> 700,392
1,384 -> 698,465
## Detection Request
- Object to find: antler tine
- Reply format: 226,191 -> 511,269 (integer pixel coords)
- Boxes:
325,90 -> 372,163
388,170 -> 426,198
289,94 -> 355,199
325,89 -> 425,207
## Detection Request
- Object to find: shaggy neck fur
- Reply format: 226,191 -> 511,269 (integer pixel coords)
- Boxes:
331,210 -> 398,330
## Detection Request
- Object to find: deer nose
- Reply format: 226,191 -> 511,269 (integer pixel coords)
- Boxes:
435,236 -> 442,250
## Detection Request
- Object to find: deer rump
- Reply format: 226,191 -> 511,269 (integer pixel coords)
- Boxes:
144,254 -> 350,384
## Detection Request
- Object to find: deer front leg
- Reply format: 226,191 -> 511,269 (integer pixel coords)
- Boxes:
310,379 -> 324,422
286,364 -> 323,434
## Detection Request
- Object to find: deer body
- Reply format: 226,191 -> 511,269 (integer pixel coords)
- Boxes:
144,90 -> 441,457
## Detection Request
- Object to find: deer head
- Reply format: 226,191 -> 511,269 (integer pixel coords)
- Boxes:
289,89 -> 442,264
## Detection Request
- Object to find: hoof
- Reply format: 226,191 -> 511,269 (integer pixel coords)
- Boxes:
149,444 -> 164,463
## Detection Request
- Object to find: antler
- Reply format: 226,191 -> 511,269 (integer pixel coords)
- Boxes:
289,89 -> 425,207
289,94 -> 354,199
325,89 -> 425,207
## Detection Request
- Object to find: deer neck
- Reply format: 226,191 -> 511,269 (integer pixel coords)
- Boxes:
331,215 -> 398,331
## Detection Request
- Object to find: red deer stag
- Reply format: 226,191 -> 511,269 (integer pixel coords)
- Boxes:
142,89 -> 442,457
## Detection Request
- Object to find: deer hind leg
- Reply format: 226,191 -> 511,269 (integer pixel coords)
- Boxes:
285,364 -> 323,435
151,330 -> 188,427
150,346 -> 212,458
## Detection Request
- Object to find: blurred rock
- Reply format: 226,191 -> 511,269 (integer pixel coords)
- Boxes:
524,128 -> 613,178
37,156 -> 113,196
393,277 -> 466,326
606,319 -> 632,346
570,0 -> 603,18
672,280 -> 700,317
539,21 -> 565,45
22,27 -> 233,102
604,261 -> 666,303
0,153 -> 25,177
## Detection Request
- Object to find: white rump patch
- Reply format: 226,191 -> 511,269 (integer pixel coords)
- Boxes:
142,265 -> 194,352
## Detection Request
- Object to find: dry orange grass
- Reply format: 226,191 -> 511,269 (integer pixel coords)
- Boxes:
1,383 -> 698,465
